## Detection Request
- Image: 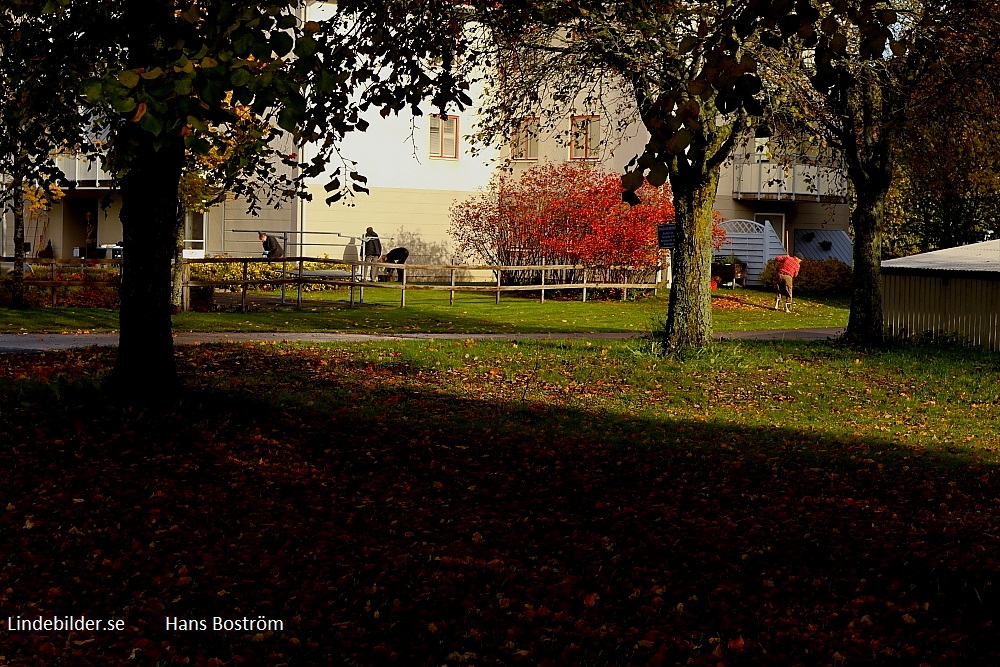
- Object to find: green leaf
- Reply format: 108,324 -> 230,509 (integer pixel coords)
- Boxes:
82,79 -> 104,103
647,163 -> 668,188
678,35 -> 699,55
140,67 -> 164,80
271,32 -> 294,58
139,112 -> 164,136
178,5 -> 200,23
293,36 -> 317,59
324,178 -> 341,192
231,68 -> 252,88
621,169 -> 645,191
111,97 -> 137,113
185,136 -> 212,154
201,57 -> 219,69
117,71 -> 140,89
174,78 -> 194,96
277,106 -> 303,132
186,115 -> 208,132
665,129 -> 694,154
316,69 -> 338,94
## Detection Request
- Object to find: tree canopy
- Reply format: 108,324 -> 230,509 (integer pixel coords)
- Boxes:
4,0 -> 475,396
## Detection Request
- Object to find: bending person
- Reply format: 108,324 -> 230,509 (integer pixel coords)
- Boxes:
382,247 -> 409,282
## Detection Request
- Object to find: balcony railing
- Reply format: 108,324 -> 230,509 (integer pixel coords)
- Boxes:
55,155 -> 112,186
732,157 -> 848,203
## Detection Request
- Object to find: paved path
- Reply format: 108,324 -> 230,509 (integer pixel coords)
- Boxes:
0,328 -> 844,354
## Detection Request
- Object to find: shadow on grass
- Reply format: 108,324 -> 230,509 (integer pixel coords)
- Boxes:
1,345 -> 997,666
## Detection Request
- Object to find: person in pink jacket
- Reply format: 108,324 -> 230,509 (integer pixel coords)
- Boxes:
773,254 -> 802,312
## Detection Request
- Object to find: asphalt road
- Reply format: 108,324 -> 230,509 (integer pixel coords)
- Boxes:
0,328 -> 845,354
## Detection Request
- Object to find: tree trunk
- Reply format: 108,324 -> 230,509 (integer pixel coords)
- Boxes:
841,80 -> 891,347
108,126 -> 185,398
661,170 -> 719,351
170,208 -> 185,313
9,172 -> 28,310
844,189 -> 886,345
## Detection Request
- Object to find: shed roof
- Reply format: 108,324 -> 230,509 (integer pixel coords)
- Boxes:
881,240 -> 1000,274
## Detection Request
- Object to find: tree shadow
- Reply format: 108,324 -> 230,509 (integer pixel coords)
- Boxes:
2,344 -> 998,666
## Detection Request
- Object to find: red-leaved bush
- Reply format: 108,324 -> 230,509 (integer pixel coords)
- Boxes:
450,162 -> 725,285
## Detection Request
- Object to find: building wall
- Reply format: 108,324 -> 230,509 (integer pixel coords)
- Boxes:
883,271 -> 1000,350
302,185 -> 470,265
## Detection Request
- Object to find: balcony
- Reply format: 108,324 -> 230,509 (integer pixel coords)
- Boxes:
55,154 -> 112,187
732,157 -> 848,203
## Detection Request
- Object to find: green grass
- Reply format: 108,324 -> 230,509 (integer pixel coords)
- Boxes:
0,286 -> 849,334
3,336 -> 999,665
259,336 -> 999,466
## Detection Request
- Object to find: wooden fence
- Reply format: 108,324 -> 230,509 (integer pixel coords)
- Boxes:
183,256 -> 663,311
4,256 -> 663,311
2,257 -> 121,306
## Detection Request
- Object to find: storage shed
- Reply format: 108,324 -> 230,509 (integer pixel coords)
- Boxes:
713,219 -> 785,286
881,240 -> 1000,349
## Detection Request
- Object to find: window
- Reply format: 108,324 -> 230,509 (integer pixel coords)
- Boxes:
569,115 -> 600,160
511,118 -> 539,161
182,212 -> 206,259
429,115 -> 459,159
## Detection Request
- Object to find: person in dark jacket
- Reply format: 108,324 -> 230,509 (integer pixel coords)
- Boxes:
258,232 -> 284,259
381,247 -> 409,282
363,227 -> 382,281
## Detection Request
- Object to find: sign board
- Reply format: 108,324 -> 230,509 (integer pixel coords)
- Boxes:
182,249 -> 205,259
656,224 -> 676,249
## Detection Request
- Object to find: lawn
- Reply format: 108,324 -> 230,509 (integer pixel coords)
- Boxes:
0,287 -> 848,334
2,338 -> 998,665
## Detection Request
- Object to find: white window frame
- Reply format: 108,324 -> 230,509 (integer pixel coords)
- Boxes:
511,118 -> 539,161
429,115 -> 459,159
569,115 -> 600,161
182,211 -> 206,259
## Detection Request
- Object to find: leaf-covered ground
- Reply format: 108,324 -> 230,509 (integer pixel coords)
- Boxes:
1,341 -> 998,666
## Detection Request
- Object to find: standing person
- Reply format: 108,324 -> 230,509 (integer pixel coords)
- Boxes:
363,227 -> 382,281
382,246 -> 409,282
773,253 -> 802,312
84,211 -> 97,259
258,231 -> 284,259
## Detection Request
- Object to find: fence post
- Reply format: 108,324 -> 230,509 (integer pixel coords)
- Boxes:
400,267 -> 406,308
240,258 -> 249,312
495,267 -> 501,305
349,262 -> 355,305
296,257 -> 304,308
540,258 -> 545,303
181,260 -> 190,312
50,261 -> 57,307
358,261 -> 365,304
280,256 -> 287,305
449,257 -> 455,306
582,267 -> 588,302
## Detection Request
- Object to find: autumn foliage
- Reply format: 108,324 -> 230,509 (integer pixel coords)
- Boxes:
451,163 -> 720,285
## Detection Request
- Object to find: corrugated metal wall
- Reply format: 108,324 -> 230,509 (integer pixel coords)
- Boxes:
882,273 -> 1000,349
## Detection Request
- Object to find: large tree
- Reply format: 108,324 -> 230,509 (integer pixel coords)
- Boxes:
0,4 -> 86,308
759,0 -> 1000,344
467,1 -> 775,350
7,0 -> 472,397
465,1 -> 878,351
